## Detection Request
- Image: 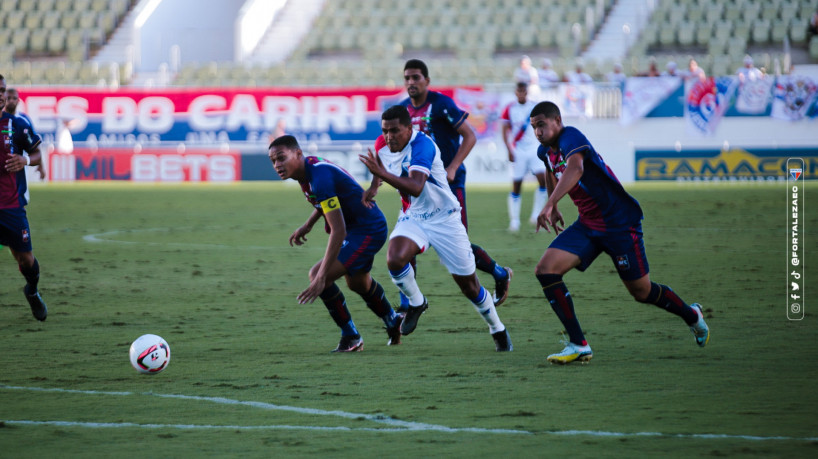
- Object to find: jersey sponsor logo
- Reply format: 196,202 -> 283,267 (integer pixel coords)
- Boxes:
320,196 -> 340,213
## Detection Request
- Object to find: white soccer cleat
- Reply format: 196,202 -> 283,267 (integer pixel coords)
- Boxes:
547,341 -> 593,364
689,303 -> 710,347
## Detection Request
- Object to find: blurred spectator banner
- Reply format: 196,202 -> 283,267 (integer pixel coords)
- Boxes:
771,75 -> 818,121
559,84 -> 595,118
733,78 -> 774,115
49,148 -> 241,182
635,148 -> 817,181
685,77 -> 739,136
621,77 -> 683,125
454,88 -> 502,139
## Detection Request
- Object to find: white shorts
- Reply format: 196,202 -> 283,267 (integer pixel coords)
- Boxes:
390,211 -> 476,276
510,146 -> 546,182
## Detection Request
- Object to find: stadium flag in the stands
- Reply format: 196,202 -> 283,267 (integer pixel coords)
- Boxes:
770,75 -> 818,121
685,76 -> 738,136
454,88 -> 502,140
735,78 -> 774,115
620,77 -> 683,125
559,83 -> 595,118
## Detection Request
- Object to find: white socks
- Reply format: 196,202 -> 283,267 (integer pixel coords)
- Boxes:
472,287 -> 505,334
530,187 -> 548,223
389,264 -> 425,307
508,193 -> 521,231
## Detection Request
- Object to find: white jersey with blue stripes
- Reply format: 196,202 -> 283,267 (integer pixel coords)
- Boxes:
376,130 -> 461,222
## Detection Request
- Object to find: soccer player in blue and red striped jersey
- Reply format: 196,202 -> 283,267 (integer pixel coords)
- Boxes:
3,88 -> 45,182
269,135 -> 400,352
529,101 -> 710,364
0,75 -> 48,321
399,59 -> 512,308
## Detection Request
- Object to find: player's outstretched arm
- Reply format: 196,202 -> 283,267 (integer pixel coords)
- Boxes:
501,121 -> 515,162
289,208 -> 322,246
297,206 -> 346,304
538,154 -> 584,234
362,175 -> 381,208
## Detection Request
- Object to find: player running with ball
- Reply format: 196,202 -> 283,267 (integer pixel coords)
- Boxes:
270,135 -> 401,352
530,101 -> 709,364
360,105 -> 512,352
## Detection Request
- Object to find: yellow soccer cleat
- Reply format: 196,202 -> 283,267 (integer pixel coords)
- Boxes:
547,341 -> 593,364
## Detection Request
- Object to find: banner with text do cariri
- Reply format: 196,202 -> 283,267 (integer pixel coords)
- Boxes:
14,86 -> 449,146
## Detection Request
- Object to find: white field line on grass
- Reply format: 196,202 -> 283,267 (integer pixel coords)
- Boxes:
82,228 -> 274,251
0,385 -> 526,435
2,385 -> 817,441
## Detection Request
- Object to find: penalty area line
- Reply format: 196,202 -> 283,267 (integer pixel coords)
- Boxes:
3,386 -> 816,441
82,228 -> 272,251
0,420 -> 411,433
549,430 -> 818,442
0,385 -> 527,435
3,421 -> 817,442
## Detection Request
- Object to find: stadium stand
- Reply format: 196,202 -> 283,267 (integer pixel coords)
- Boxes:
630,0 -> 818,76
1,0 -> 817,87
0,0 -> 131,85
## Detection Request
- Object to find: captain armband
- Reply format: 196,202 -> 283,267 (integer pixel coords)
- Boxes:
320,196 -> 340,213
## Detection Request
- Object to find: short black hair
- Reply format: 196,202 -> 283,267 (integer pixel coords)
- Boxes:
269,134 -> 300,151
530,101 -> 561,119
404,59 -> 429,79
516,81 -> 528,91
381,105 -> 412,126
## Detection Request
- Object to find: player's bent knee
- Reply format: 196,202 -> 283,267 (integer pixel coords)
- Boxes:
11,250 -> 35,268
631,288 -> 652,303
386,257 -> 408,272
625,281 -> 652,303
452,274 -> 481,298
345,273 -> 371,294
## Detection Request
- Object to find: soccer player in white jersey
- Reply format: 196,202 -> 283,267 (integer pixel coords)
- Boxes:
501,82 -> 549,232
360,105 -> 512,352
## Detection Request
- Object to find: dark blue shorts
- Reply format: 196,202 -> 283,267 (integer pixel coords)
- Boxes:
0,207 -> 33,252
549,220 -> 649,281
339,223 -> 387,275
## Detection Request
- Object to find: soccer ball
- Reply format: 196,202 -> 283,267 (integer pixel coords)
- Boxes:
129,334 -> 171,374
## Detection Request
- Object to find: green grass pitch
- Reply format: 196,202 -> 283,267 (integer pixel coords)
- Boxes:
1,181 -> 816,458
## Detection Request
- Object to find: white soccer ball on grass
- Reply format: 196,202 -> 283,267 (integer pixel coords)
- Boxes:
129,334 -> 171,374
